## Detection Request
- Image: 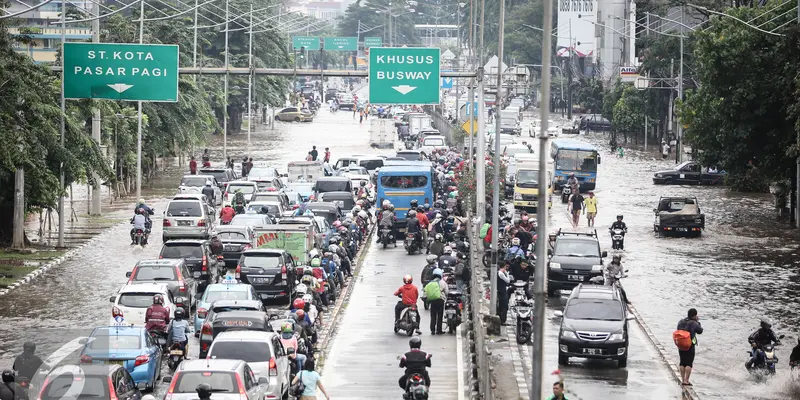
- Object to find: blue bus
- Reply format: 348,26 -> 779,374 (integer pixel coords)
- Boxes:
376,165 -> 434,224
550,138 -> 601,191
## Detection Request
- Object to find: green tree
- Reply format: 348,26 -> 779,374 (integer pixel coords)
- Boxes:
612,86 -> 648,143
339,0 -> 420,45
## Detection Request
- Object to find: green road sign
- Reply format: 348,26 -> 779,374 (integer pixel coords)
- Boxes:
325,37 -> 358,51
364,37 -> 382,48
63,42 -> 179,102
368,47 -> 440,105
292,36 -> 320,50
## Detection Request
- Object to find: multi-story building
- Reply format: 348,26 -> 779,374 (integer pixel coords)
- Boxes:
6,0 -> 92,63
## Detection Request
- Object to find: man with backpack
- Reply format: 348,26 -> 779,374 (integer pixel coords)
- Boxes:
674,308 -> 703,386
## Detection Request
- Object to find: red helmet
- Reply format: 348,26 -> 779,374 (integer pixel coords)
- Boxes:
332,221 -> 342,228
293,298 -> 306,310
153,294 -> 164,305
403,274 -> 413,284
295,309 -> 306,319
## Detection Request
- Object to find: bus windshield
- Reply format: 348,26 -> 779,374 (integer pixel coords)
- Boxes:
555,150 -> 597,172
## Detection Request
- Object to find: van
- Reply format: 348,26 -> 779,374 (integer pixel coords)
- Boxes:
333,156 -> 384,175
162,199 -> 214,241
313,177 -> 353,195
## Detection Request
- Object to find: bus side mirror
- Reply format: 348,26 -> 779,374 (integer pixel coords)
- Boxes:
597,156 -> 601,165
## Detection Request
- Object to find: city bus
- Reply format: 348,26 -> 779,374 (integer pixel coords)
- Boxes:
550,138 -> 600,191
376,165 -> 434,225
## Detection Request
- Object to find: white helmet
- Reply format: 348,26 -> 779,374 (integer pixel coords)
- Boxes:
383,199 -> 391,207
358,210 -> 369,220
353,205 -> 362,213
296,283 -> 308,295
205,180 -> 212,186
302,293 -> 314,304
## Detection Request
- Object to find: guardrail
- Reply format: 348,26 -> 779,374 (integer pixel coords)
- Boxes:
424,106 -> 463,146
463,215 -> 493,400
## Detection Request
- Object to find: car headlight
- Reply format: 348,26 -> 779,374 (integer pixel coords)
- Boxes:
591,264 -> 603,271
549,262 -> 561,270
514,193 -> 522,200
609,333 -> 625,341
655,173 -> 663,178
561,330 -> 577,339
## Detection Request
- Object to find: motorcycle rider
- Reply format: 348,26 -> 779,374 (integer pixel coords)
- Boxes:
280,323 -> 306,372
567,173 -> 579,194
604,255 -> 624,286
610,214 -> 627,233
219,204 -> 236,225
428,233 -> 445,257
398,337 -> 432,391
145,294 -> 171,338
421,255 -> 437,291
129,208 -> 148,245
357,180 -> 371,199
790,338 -> 800,368
505,237 -> 526,261
394,275 -> 422,332
233,189 -> 246,214
134,198 -> 154,216
209,233 -> 223,257
12,343 -> 46,385
0,370 -> 26,400
406,210 -> 423,249
415,206 -> 430,248
746,319 -> 781,370
295,309 -> 317,349
167,308 -> 191,359
201,181 -> 216,207
509,258 -> 533,299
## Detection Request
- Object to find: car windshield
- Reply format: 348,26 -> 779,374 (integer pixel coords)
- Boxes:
226,184 -> 256,194
174,372 -> 237,393
252,194 -> 279,202
231,216 -> 267,226
242,255 -> 282,269
166,201 -> 202,217
556,150 -> 598,172
118,293 -> 162,308
248,168 -> 276,179
42,374 -> 108,400
133,266 -> 177,281
396,152 -> 421,160
247,204 -> 280,215
161,244 -> 203,259
565,299 -> 623,320
208,341 -> 272,363
516,170 -> 550,188
380,175 -> 428,189
554,240 -> 600,257
359,160 -> 383,170
200,170 -> 230,183
86,334 -> 141,350
181,177 -> 209,187
218,231 -> 247,240
205,289 -> 250,302
316,180 -> 348,192
423,138 -> 444,146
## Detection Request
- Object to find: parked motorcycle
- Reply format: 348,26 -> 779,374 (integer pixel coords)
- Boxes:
560,186 -> 572,203
394,297 -> 420,336
380,227 -> 396,248
403,373 -> 429,400
610,228 -> 626,250
511,281 -> 533,344
444,291 -> 463,334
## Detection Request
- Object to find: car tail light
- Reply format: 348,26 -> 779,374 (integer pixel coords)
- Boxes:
242,244 -> 252,251
36,376 -> 50,400
197,308 -> 208,318
267,187 -> 276,192
268,357 -> 277,376
235,373 -> 248,400
163,219 -> 172,227
202,256 -> 208,271
201,322 -> 212,336
108,377 -> 119,400
281,265 -> 287,281
235,264 -> 241,279
80,355 -> 92,364
198,219 -> 206,227
134,355 -> 150,367
225,192 -> 229,199
164,372 -> 180,400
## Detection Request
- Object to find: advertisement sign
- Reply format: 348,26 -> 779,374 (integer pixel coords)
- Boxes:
619,66 -> 638,83
256,231 -> 309,263
556,0 -> 597,57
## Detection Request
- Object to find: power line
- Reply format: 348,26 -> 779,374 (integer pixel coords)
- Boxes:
0,0 -> 55,20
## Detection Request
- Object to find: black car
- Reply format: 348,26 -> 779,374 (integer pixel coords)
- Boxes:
199,168 -> 237,190
238,249 -> 297,303
126,259 -> 198,314
318,191 -> 356,211
304,202 -> 342,225
199,310 -> 275,358
579,114 -> 612,131
40,364 -> 145,400
313,177 -> 353,195
217,226 -> 255,269
159,239 -> 223,288
652,161 -> 726,185
555,284 -> 634,367
547,230 -> 607,297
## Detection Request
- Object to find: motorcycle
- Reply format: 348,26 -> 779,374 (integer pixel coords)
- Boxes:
167,343 -> 186,371
403,373 -> 429,400
560,186 -> 572,203
746,342 -> 782,376
405,233 -> 421,255
394,296 -> 420,336
444,291 -> 463,334
132,228 -> 148,246
511,281 -> 533,344
610,228 -> 626,250
380,227 -> 396,248
148,329 -> 169,351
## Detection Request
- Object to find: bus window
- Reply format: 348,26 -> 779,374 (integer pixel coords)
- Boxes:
380,175 -> 429,189
556,150 -> 598,172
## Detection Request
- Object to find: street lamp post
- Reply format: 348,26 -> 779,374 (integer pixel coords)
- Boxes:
489,0 -> 507,315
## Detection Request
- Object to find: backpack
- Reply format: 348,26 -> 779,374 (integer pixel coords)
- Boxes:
673,330 -> 692,351
479,223 -> 490,239
424,281 -> 442,301
454,262 -> 465,277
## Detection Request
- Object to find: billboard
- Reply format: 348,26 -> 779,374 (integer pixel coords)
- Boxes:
557,0 -> 597,57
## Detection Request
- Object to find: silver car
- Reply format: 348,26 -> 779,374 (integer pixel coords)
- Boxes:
206,331 -> 291,400
163,359 -> 267,400
179,175 -> 222,206
230,214 -> 274,229
163,199 -> 214,241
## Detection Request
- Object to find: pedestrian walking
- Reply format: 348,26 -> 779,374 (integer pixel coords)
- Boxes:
310,146 -> 318,161
324,147 -> 331,163
189,156 -> 197,175
584,191 -> 598,227
359,109 -> 364,124
662,140 -> 670,159
567,191 -> 585,227
674,308 -> 703,386
497,262 -> 511,325
545,381 -> 568,400
291,359 -> 331,400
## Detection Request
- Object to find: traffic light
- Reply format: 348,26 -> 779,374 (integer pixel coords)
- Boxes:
299,46 -> 306,61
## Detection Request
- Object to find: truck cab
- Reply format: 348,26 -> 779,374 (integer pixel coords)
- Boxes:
512,161 -> 553,213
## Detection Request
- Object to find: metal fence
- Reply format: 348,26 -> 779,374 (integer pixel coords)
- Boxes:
424,106 -> 462,146
464,215 -> 493,400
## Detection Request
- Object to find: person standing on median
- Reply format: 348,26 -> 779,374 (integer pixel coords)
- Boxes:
676,308 -> 703,386
546,381 -> 568,400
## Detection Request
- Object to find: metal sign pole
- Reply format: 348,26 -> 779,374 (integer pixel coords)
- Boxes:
136,0 -> 144,201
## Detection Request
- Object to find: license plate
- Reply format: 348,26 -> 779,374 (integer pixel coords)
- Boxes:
251,277 -> 270,284
446,310 -> 456,315
106,360 -> 123,366
170,350 -> 184,356
224,245 -> 237,251
178,221 -> 191,226
526,201 -> 537,206
676,227 -> 687,232
568,275 -> 583,281
582,348 -> 602,355
193,271 -> 201,278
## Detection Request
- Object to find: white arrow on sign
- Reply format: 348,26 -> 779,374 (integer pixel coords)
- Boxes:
443,78 -> 452,85
108,83 -> 134,94
392,85 -> 417,95
338,45 -> 344,49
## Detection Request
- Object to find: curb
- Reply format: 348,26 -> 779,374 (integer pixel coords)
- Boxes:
0,222 -> 124,297
506,326 -> 532,399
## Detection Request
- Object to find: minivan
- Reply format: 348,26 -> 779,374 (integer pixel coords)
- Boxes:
162,199 -> 214,241
238,249 -> 297,302
313,177 -> 353,195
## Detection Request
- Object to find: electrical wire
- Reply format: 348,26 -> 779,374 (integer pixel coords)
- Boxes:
0,0 -> 55,20
62,0 -> 141,24
135,0 -> 218,22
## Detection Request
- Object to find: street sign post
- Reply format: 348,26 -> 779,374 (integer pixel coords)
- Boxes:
326,37 -> 358,51
368,47 -> 440,105
458,101 -> 478,123
292,36 -> 321,50
63,43 -> 179,102
364,37 -> 383,48
462,119 -> 478,134
441,77 -> 453,89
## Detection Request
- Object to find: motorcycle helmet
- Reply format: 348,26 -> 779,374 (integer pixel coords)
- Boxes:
153,294 -> 164,305
435,213 -> 442,220
426,255 -> 438,264
432,268 -> 443,277
410,199 -> 419,208
434,200 -> 444,208
760,319 -> 772,330
295,284 -> 308,296
435,233 -> 443,242
196,383 -> 212,399
281,323 -> 294,338
356,200 -> 365,208
302,293 -> 314,305
295,309 -> 306,320
612,255 -> 621,263
403,274 -> 413,284
408,210 -> 417,217
409,336 -> 422,349
205,180 -> 212,186
138,198 -> 146,205
383,200 -> 391,208
512,237 -> 521,246
360,180 -> 367,187
617,214 -> 623,220
417,206 -> 425,213
328,244 -> 339,253
310,258 -> 321,268
293,298 -> 306,311
332,220 -> 342,228
174,308 -> 186,320
23,342 -> 35,353
353,205 -> 362,213
389,205 -> 395,212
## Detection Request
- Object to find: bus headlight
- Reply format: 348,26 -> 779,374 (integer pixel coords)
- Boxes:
514,193 -> 522,200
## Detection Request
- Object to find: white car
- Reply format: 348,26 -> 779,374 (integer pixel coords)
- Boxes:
206,331 -> 292,399
223,181 -> 259,207
108,283 -> 184,326
419,135 -> 448,157
178,175 -> 222,206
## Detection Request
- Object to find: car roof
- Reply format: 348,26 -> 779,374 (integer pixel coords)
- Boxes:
216,226 -> 252,233
242,249 -> 287,256
211,310 -> 268,320
136,259 -> 182,267
320,191 -> 354,198
317,176 -> 350,182
49,364 -> 123,376
556,235 -> 598,243
91,326 -> 144,336
228,181 -> 258,186
163,239 -> 207,245
212,330 -> 278,342
277,217 -> 312,224
184,174 -> 215,179
306,202 -> 338,210
199,168 -> 231,172
572,284 -> 619,301
119,282 -> 170,293
210,299 -> 263,309
178,359 -> 244,372
173,194 -> 207,199
377,165 -> 431,173
422,135 -> 446,140
206,283 -> 252,291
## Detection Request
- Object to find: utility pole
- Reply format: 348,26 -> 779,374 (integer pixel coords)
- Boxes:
12,140 -> 25,249
667,58 -> 674,159
58,0 -> 65,248
531,0 -> 553,393
90,0 -> 101,215
797,0 -> 800,228
223,0 -> 229,161
566,22 -> 573,120
676,7 -> 684,164
475,0 -> 486,223
193,0 -> 198,71
490,0 -> 506,315
136,0 -> 144,201
468,81 -> 475,161
247,4 -> 253,154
